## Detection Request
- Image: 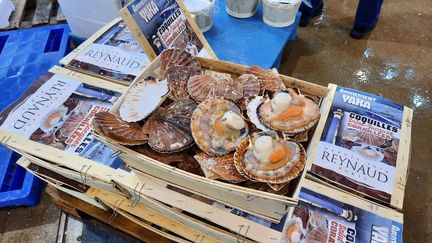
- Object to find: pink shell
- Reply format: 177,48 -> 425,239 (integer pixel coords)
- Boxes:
159,48 -> 202,78
187,71 -> 243,102
244,66 -> 285,91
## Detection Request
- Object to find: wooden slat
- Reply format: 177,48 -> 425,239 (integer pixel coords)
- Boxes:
45,185 -> 172,243
32,0 -> 53,26
8,0 -> 28,29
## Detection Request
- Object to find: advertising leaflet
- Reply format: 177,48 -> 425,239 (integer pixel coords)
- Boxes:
0,72 -> 123,168
66,20 -> 150,83
120,0 -> 216,60
311,86 -> 410,205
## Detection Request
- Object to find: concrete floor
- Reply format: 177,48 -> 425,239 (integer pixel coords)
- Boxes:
0,0 -> 431,242
280,0 -> 432,242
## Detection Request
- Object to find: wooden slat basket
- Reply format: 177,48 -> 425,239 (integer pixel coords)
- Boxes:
93,56 -> 334,222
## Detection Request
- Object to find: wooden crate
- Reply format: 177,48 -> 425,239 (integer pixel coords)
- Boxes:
303,84 -> 413,210
45,185 -> 173,243
112,169 -> 284,243
18,154 -> 282,242
94,56 -> 332,222
4,0 -> 66,30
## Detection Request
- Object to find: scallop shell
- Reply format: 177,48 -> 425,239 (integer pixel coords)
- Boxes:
30,129 -> 55,145
143,99 -> 197,153
92,112 -> 148,145
293,206 -> 310,228
238,74 -> 261,97
56,113 -> 85,141
282,218 -> 305,243
244,66 -> 285,91
258,89 -> 320,134
356,131 -> 386,146
63,98 -> 80,114
187,71 -> 243,102
307,226 -> 328,243
246,96 -> 270,131
160,48 -> 202,78
383,147 -> 397,166
119,76 -> 169,122
166,66 -> 202,100
234,131 -> 305,184
191,98 -> 249,156
194,152 -> 246,183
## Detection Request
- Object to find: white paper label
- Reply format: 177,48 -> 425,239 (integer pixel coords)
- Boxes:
0,74 -> 81,137
75,43 -> 149,76
313,142 -> 395,194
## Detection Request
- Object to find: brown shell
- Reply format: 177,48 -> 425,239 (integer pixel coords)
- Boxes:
143,99 -> 197,153
191,98 -> 249,156
307,226 -> 328,242
30,129 -> 55,145
356,131 -> 387,146
258,89 -> 320,134
56,113 -> 85,141
159,48 -> 202,78
383,147 -> 397,166
244,66 -> 285,91
166,66 -> 202,100
237,74 -> 261,109
63,98 -> 80,114
194,152 -> 246,183
234,131 -> 305,184
187,71 -> 243,102
293,206 -> 310,228
92,112 -> 148,145
267,182 -> 290,192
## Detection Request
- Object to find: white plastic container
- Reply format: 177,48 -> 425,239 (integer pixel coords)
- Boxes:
262,0 -> 302,27
57,0 -> 131,38
184,0 -> 215,33
225,0 -> 259,18
0,0 -> 15,29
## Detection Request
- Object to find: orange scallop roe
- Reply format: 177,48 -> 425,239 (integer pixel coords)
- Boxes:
274,106 -> 303,121
269,147 -> 291,163
286,224 -> 298,240
214,119 -> 225,136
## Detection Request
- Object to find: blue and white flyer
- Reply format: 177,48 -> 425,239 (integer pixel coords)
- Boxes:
282,180 -> 403,243
121,0 -> 215,59
0,72 -> 123,168
310,86 -> 412,206
67,20 -> 150,83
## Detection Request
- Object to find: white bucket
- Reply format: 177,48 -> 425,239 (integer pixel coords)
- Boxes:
185,0 -> 215,33
225,0 -> 259,19
262,0 -> 302,27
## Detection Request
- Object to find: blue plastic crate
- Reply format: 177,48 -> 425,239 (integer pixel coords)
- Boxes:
0,24 -> 70,207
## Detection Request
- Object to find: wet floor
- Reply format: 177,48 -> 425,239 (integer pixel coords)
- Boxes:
280,0 -> 432,242
1,0 -> 431,242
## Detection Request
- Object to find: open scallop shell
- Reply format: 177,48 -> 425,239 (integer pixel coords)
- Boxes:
143,99 -> 197,153
187,71 -> 243,102
356,131 -> 386,147
282,218 -> 305,243
93,112 -> 148,145
194,152 -> 246,183
166,66 -> 202,100
244,66 -> 285,91
191,98 -> 249,156
119,76 -> 169,122
160,48 -> 202,79
56,112 -> 85,141
246,96 -> 270,132
258,89 -> 320,134
234,131 -> 305,184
